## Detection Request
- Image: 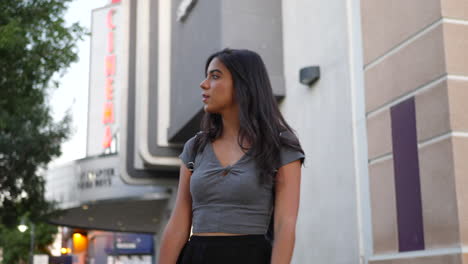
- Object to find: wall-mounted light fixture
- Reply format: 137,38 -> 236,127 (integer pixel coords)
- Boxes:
299,66 -> 320,86
177,0 -> 198,22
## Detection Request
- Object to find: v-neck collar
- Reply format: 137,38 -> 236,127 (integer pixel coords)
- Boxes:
208,140 -> 250,169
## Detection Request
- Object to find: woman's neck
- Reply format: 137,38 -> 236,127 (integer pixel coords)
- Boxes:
220,106 -> 240,141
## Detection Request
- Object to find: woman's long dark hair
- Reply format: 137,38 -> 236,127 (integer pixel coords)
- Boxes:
193,48 -> 304,185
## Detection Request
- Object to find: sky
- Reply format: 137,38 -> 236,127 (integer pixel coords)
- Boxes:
48,0 -> 108,168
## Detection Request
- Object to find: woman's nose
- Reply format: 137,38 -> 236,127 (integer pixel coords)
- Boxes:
200,78 -> 209,89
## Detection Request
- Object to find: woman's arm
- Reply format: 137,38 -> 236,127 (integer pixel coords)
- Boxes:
157,164 -> 193,264
271,160 -> 302,264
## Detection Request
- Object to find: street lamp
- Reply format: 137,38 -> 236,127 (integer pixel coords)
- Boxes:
17,219 -> 28,233
17,219 -> 35,264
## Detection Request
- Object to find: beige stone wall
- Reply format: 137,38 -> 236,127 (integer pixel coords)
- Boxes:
361,0 -> 468,262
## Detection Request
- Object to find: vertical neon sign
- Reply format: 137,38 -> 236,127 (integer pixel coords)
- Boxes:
102,8 -> 116,149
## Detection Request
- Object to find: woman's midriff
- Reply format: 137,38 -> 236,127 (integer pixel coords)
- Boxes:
192,232 -> 248,236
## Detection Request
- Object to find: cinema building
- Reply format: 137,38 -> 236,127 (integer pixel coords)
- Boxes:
46,0 -> 468,263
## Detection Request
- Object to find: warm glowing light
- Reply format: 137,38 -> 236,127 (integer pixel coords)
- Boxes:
73,233 -> 88,253
102,101 -> 115,124
60,247 -> 68,254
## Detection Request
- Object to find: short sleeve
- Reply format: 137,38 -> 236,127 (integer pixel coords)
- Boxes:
277,131 -> 305,169
178,135 -> 197,167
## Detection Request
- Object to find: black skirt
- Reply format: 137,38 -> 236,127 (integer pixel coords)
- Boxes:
176,234 -> 272,264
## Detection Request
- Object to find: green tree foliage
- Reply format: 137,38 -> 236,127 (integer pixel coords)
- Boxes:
0,0 -> 85,253
0,220 -> 58,263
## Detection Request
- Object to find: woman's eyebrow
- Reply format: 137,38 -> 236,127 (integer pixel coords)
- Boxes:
207,69 -> 223,75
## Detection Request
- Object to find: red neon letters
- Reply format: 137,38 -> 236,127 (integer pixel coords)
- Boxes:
103,8 -> 116,149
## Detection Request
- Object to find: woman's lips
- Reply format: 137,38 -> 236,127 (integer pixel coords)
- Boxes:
202,94 -> 210,102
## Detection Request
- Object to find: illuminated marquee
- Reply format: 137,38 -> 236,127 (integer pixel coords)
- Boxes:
103,8 -> 117,149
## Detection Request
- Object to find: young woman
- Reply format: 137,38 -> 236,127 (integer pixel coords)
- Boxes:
157,48 -> 305,264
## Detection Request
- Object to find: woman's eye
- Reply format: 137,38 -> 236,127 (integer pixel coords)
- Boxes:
212,75 -> 219,80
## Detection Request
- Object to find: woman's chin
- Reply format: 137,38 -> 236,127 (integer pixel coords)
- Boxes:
203,105 -> 216,113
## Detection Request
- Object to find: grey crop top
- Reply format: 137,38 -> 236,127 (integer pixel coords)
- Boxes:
178,131 -> 305,234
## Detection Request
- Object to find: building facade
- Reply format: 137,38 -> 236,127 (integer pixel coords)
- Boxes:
46,0 -> 468,263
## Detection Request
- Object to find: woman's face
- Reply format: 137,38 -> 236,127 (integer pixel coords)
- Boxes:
200,57 -> 236,114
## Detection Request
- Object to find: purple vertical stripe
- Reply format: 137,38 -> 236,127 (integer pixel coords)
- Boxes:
390,97 -> 425,252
